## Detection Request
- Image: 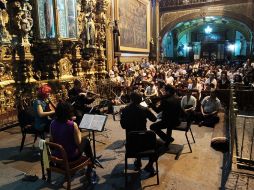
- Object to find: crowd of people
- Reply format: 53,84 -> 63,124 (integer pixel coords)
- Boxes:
108,58 -> 254,97
110,58 -> 254,177
30,57 -> 254,182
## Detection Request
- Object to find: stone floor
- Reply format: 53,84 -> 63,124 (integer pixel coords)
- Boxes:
0,115 -> 226,190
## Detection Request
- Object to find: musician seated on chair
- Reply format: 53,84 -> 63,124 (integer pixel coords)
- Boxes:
120,92 -> 157,176
33,84 -> 55,133
198,90 -> 221,128
68,79 -> 98,124
150,85 -> 182,147
180,89 -> 197,126
50,102 -> 94,176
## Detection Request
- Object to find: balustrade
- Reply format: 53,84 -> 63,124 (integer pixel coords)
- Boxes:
160,0 -> 227,10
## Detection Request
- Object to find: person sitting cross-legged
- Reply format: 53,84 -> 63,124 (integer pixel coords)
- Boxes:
181,89 -> 197,126
199,90 -> 221,127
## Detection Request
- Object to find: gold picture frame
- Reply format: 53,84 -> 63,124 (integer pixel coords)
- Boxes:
116,0 -> 150,53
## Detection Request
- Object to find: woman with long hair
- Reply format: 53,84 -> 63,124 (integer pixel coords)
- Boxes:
50,102 -> 94,173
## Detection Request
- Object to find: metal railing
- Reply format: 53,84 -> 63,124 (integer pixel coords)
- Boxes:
235,114 -> 254,170
220,86 -> 238,189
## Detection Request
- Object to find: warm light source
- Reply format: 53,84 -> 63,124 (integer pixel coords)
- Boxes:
204,26 -> 212,34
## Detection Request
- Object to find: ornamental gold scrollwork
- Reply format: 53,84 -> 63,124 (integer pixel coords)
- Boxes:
57,55 -> 73,79
0,6 -> 11,43
12,0 -> 33,46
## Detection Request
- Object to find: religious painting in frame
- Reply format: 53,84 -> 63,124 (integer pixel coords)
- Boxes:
36,0 -> 56,39
117,0 -> 150,52
35,0 -> 77,39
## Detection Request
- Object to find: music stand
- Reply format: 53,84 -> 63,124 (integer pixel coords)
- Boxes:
88,106 -> 107,144
79,114 -> 108,168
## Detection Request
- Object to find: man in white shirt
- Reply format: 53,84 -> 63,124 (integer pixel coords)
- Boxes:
144,81 -> 158,97
181,90 -> 197,125
205,72 -> 217,90
199,90 -> 221,127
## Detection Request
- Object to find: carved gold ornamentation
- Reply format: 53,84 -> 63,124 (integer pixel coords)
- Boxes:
7,0 -> 35,83
57,55 -> 73,79
12,0 -> 33,46
0,8 -> 11,43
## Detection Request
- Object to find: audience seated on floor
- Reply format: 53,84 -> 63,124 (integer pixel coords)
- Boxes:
198,90 -> 221,128
180,89 -> 197,125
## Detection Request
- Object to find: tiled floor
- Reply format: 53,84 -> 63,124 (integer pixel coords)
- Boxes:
0,115 -> 225,190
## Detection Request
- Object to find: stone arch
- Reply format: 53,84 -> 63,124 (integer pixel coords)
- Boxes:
160,10 -> 254,38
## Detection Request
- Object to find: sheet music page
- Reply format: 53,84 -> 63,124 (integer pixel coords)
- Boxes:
79,114 -> 94,129
90,115 -> 107,131
140,101 -> 148,108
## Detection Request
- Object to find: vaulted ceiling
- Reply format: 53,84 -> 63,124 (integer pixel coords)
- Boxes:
171,16 -> 252,40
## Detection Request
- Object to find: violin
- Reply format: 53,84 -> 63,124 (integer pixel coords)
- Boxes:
85,90 -> 100,97
45,98 -> 56,111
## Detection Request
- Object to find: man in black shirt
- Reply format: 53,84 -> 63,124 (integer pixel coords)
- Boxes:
68,79 -> 96,124
150,85 -> 182,147
120,92 -> 157,174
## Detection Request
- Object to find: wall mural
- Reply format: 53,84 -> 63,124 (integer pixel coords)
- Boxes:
118,0 -> 150,52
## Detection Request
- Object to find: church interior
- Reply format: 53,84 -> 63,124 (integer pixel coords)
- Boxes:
0,0 -> 254,189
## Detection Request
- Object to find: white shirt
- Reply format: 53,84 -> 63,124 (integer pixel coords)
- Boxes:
144,85 -> 158,97
181,95 -> 197,111
205,78 -> 217,90
165,76 -> 174,85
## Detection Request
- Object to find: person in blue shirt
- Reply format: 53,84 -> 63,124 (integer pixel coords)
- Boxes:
33,84 -> 55,133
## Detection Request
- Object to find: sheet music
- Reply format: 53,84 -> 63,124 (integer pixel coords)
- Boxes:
140,101 -> 148,108
79,114 -> 93,129
79,114 -> 107,132
91,115 -> 107,131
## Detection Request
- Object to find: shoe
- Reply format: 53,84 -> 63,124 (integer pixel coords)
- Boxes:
164,137 -> 174,147
141,166 -> 156,179
198,121 -> 204,127
22,174 -> 38,182
134,159 -> 142,171
169,137 -> 174,143
85,167 -> 93,178
144,165 -> 155,174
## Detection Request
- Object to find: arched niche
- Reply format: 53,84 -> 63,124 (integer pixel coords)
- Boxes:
160,10 -> 254,39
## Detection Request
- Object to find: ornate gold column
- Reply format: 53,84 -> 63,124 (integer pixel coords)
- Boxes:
79,0 -> 97,79
0,0 -> 13,83
105,0 -> 114,71
78,0 -> 109,79
8,0 -> 35,83
95,0 -> 109,78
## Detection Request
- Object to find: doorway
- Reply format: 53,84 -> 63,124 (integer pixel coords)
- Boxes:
201,43 -> 218,60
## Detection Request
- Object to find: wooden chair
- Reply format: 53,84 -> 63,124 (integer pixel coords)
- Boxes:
125,130 -> 159,186
45,142 -> 92,190
18,106 -> 44,152
173,121 -> 195,153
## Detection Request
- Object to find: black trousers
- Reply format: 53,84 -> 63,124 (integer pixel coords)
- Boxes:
202,114 -> 220,127
150,120 -> 179,143
80,137 -> 93,160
